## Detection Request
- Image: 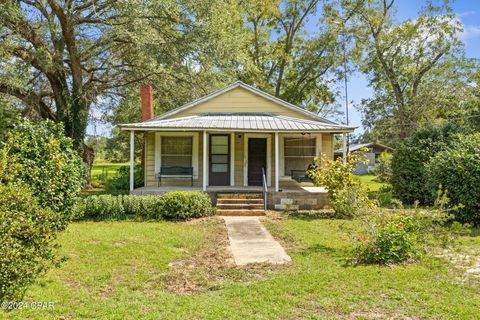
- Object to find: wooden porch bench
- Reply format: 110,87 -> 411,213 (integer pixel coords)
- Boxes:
156,166 -> 194,187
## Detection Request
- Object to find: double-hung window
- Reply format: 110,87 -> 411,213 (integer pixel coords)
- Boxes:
161,136 -> 193,168
284,137 -> 316,176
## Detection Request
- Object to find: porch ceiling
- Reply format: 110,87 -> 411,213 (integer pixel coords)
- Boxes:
119,112 -> 355,132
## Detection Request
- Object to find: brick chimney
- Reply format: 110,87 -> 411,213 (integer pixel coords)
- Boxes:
140,84 -> 154,121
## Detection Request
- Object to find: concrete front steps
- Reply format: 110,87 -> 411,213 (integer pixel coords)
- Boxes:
216,193 -> 265,216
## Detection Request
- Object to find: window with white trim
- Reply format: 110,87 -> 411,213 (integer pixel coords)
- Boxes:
284,137 -> 316,175
161,136 -> 193,167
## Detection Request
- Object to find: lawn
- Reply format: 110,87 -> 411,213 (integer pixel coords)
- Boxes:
91,162 -> 128,179
355,173 -> 387,191
91,162 -> 128,186
4,217 -> 479,319
84,162 -> 128,194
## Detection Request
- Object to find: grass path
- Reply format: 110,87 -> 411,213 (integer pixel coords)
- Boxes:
4,218 -> 479,319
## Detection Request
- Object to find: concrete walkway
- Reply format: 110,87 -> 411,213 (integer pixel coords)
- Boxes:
222,217 -> 291,265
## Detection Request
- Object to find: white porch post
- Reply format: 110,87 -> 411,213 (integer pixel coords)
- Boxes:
203,130 -> 207,191
230,133 -> 235,186
275,132 -> 279,192
129,130 -> 134,192
342,132 -> 347,164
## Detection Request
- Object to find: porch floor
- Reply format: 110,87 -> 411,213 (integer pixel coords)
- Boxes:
131,185 -> 327,195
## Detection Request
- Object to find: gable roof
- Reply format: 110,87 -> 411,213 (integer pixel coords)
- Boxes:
147,81 -> 338,124
120,112 -> 353,132
335,142 -> 394,154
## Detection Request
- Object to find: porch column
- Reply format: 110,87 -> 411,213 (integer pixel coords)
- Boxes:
129,130 -> 134,192
342,132 -> 347,164
203,130 -> 207,191
275,132 -> 279,192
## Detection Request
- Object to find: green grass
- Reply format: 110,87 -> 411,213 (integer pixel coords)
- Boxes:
91,162 -> 128,183
355,174 -> 387,192
85,162 -> 128,193
4,218 -> 479,319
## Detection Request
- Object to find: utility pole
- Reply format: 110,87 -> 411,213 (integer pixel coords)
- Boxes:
341,24 -> 350,157
333,19 -> 350,161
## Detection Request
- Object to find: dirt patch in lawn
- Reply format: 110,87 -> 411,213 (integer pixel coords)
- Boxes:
163,216 -> 290,295
437,247 -> 480,285
291,297 -> 419,320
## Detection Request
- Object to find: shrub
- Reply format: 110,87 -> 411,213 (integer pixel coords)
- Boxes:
104,164 -> 144,194
308,151 -> 376,218
375,152 -> 393,183
80,191 -> 215,221
2,120 -> 84,216
160,191 -> 215,220
426,134 -> 480,225
122,195 -> 164,220
0,183 -> 64,302
353,215 -> 418,265
83,195 -> 126,220
352,203 -> 470,265
391,124 -> 463,205
370,185 -> 403,209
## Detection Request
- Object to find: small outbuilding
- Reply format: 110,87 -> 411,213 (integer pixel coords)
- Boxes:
334,142 -> 394,175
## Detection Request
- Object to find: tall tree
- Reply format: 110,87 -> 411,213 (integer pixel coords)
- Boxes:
239,0 -> 344,117
0,0 -> 246,181
341,0 -> 478,144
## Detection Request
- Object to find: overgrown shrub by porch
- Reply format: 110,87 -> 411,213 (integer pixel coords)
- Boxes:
79,191 -> 215,221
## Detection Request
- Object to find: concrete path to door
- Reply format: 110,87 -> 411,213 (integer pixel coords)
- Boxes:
222,217 -> 291,265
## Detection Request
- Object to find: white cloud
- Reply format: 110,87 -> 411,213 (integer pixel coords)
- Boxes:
457,11 -> 476,18
460,24 -> 480,40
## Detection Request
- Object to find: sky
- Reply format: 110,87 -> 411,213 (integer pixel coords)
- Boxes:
86,0 -> 480,137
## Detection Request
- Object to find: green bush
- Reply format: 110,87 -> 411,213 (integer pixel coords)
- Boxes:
353,215 -> 418,265
426,134 -> 480,225
308,151 -> 376,218
80,191 -> 215,221
160,191 -> 215,220
83,195 -> 126,220
122,195 -> 164,219
352,204 -> 470,265
391,124 -> 463,205
104,164 -> 144,194
2,120 -> 84,216
375,152 -> 393,183
370,185 -> 403,209
0,183 -> 65,302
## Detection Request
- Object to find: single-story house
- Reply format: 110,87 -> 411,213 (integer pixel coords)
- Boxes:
334,142 -> 394,175
119,81 -> 355,213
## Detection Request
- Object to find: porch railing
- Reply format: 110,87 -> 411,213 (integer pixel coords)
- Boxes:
261,167 -> 267,211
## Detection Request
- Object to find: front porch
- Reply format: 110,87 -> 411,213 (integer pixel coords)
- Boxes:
131,184 -> 327,194
127,129 -> 346,189
125,127 -> 341,211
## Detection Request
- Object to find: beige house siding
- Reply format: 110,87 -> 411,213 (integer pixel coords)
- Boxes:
165,87 -> 315,121
145,132 -> 156,187
322,133 -> 333,160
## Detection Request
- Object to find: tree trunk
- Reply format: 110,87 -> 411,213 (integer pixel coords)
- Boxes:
82,144 -> 95,188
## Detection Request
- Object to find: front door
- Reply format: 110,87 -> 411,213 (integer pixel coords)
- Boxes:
209,135 -> 230,186
248,138 -> 267,186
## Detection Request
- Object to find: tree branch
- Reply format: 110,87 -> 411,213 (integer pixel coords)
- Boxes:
0,82 -> 57,120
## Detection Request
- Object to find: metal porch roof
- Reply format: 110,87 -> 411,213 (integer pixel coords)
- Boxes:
119,112 -> 355,132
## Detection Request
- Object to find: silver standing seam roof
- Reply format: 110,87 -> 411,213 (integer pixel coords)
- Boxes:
335,142 -> 394,154
119,112 -> 355,132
